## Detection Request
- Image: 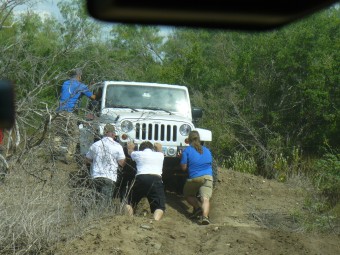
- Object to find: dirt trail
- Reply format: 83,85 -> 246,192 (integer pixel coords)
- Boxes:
54,167 -> 340,255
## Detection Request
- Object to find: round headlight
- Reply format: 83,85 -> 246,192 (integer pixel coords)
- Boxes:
121,120 -> 134,132
179,124 -> 191,136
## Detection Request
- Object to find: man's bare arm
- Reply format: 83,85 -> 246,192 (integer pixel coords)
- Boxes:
127,142 -> 135,156
85,157 -> 92,165
154,142 -> 162,152
118,158 -> 126,167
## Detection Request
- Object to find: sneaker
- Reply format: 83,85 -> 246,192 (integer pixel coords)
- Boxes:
201,216 -> 210,225
189,207 -> 202,219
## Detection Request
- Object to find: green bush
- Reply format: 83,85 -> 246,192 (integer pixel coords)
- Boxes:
297,195 -> 339,233
273,146 -> 303,182
312,152 -> 340,206
273,153 -> 289,182
225,151 -> 257,174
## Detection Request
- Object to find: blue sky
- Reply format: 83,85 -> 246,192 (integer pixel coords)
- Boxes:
14,0 -> 62,19
13,0 -> 172,36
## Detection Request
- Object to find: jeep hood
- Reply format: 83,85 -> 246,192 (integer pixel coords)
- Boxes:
101,108 -> 192,123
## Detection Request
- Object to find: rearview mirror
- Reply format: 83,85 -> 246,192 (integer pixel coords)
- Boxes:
86,0 -> 337,30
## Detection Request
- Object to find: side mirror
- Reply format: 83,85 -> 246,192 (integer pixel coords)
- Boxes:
192,107 -> 203,120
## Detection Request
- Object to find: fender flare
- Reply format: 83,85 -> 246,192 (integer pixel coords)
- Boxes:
195,128 -> 212,142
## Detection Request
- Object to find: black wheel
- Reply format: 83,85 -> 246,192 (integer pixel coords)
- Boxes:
162,157 -> 187,195
212,157 -> 218,188
114,157 -> 136,201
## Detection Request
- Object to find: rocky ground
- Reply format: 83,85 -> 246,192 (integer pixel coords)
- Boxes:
51,165 -> 340,255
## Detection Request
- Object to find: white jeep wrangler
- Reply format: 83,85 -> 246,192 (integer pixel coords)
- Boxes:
79,81 -> 212,193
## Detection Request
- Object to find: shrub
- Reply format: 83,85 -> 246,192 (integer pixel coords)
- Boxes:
273,153 -> 289,182
226,151 -> 257,174
296,193 -> 339,233
312,152 -> 340,206
273,146 -> 303,182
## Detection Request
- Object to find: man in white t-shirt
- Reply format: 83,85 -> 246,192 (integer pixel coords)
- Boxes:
125,141 -> 165,220
86,124 -> 126,208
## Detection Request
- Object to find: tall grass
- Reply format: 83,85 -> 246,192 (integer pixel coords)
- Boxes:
0,147 -> 123,254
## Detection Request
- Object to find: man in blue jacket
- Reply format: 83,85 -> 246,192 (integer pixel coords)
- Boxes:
57,68 -> 96,112
54,68 -> 96,163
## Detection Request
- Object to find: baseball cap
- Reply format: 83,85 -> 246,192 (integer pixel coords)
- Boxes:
104,124 -> 115,133
69,68 -> 82,78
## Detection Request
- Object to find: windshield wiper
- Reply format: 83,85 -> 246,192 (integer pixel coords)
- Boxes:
109,104 -> 139,112
141,106 -> 173,115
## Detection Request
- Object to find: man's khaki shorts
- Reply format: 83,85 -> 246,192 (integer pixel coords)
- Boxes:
183,175 -> 213,199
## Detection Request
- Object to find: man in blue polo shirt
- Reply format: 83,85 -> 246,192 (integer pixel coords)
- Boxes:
54,68 -> 96,163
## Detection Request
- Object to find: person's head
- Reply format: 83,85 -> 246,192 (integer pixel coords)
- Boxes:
188,130 -> 203,154
104,124 -> 116,138
139,141 -> 154,151
70,68 -> 82,81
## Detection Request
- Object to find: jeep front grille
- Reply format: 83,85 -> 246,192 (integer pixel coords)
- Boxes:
135,123 -> 178,142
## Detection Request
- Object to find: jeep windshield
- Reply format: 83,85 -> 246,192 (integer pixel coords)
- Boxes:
104,84 -> 191,117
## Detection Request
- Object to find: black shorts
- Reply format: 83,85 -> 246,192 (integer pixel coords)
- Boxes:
130,174 -> 166,213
